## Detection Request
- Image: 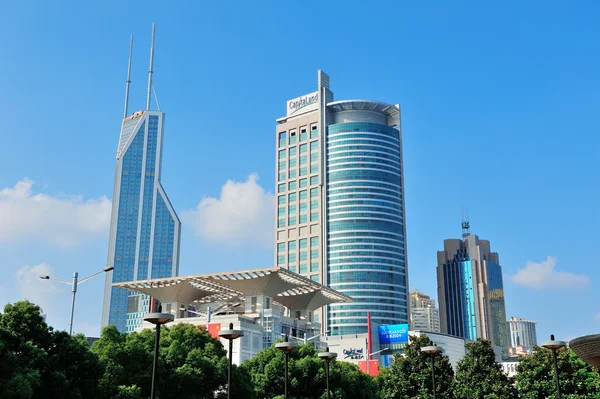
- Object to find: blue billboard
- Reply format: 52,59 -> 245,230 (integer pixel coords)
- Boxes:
378,324 -> 409,344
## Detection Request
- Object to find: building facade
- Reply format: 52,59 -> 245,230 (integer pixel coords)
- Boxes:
274,71 -> 409,336
410,288 -> 441,333
436,232 -> 509,357
507,316 -> 537,353
101,27 -> 181,333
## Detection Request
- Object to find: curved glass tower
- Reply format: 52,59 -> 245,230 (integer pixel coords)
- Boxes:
274,71 -> 409,336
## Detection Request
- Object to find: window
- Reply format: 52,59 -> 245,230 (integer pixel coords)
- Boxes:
278,219 -> 285,228
288,205 -> 296,215
300,144 -> 307,153
289,193 -> 297,202
278,207 -> 285,216
278,183 -> 286,193
310,188 -> 318,197
278,172 -> 286,181
299,263 -> 308,274
278,195 -> 286,205
299,202 -> 308,212
289,265 -> 296,273
288,253 -> 296,263
288,216 -> 296,226
278,132 -> 286,147
288,181 -> 297,190
310,126 -> 318,139
300,251 -> 307,261
299,178 -> 307,188
288,241 -> 297,251
279,149 -> 286,159
310,153 -> 318,162
310,237 -> 319,247
299,214 -> 307,224
310,141 -> 318,151
277,243 -> 285,253
289,169 -> 297,179
310,275 -> 319,282
299,190 -> 307,200
310,164 -> 318,173
277,255 -> 285,265
278,161 -> 286,170
289,147 -> 297,156
299,238 -> 307,249
311,249 -> 319,259
310,176 -> 318,185
299,155 -> 307,165
310,212 -> 318,222
300,167 -> 307,176
300,131 -> 307,142
310,262 -> 319,272
289,132 -> 297,145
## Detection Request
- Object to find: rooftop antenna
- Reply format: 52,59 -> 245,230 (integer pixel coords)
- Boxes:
123,34 -> 133,118
152,84 -> 161,111
461,208 -> 471,240
145,23 -> 155,111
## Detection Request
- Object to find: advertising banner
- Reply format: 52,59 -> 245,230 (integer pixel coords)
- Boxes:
378,324 -> 409,345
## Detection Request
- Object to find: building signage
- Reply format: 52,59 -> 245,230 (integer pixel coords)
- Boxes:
378,324 -> 409,344
343,347 -> 364,360
286,91 -> 319,116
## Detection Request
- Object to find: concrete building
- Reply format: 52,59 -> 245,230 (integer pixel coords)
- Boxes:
436,227 -> 509,358
501,357 -> 522,377
507,316 -> 537,353
274,70 -> 409,336
410,289 -> 441,333
101,26 -> 181,333
114,267 -> 352,364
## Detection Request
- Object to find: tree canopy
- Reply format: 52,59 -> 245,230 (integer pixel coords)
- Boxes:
452,338 -> 516,399
515,345 -> 600,399
378,334 -> 454,399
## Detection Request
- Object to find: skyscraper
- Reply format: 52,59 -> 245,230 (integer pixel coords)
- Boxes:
101,25 -> 181,333
410,288 -> 441,333
274,71 -> 409,336
507,316 -> 537,353
436,226 -> 508,357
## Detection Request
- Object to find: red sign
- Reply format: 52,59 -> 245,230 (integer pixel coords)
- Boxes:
358,360 -> 379,376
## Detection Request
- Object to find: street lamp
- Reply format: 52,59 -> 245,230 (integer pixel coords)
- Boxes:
542,334 -> 566,399
421,346 -> 443,399
144,305 -> 174,399
276,336 -> 297,399
39,266 -> 114,335
219,322 -> 244,399
318,347 -> 337,399
281,330 -> 329,345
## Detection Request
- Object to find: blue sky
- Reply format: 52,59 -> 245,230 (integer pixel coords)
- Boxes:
0,1 -> 598,343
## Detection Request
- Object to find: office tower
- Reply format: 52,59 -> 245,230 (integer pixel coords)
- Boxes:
436,223 -> 508,357
410,288 -> 441,332
274,71 -> 408,336
101,25 -> 181,333
507,316 -> 537,353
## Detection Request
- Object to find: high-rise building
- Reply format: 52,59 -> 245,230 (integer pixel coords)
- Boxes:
274,71 -> 409,336
436,226 -> 508,357
507,316 -> 537,353
410,288 -> 441,332
101,25 -> 181,333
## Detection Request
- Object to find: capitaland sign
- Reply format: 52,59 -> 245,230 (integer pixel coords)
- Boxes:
343,347 -> 364,360
286,91 -> 319,117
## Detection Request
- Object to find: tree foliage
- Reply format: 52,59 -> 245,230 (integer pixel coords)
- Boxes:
515,345 -> 600,399
0,300 -> 103,399
452,338 -> 515,399
378,334 -> 454,399
241,342 -> 378,399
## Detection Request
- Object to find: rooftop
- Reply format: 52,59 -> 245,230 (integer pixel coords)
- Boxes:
114,266 -> 353,311
327,100 -> 400,117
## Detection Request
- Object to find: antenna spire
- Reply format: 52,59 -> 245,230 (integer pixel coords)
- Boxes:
146,23 -> 156,111
123,34 -> 133,118
461,208 -> 471,240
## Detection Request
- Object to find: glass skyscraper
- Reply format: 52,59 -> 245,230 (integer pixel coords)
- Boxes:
436,233 -> 509,357
274,71 -> 409,336
101,27 -> 180,333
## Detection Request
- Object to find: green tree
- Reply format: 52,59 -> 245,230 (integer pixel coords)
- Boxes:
378,334 -> 454,399
515,345 -> 600,399
92,322 -> 253,399
452,338 -> 515,399
241,342 -> 377,399
0,300 -> 103,399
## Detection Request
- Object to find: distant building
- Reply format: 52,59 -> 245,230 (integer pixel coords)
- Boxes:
507,316 -> 537,353
410,289 -> 440,333
502,356 -> 522,377
436,225 -> 509,358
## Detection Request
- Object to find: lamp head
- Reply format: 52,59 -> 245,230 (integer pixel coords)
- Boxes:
39,275 -> 50,279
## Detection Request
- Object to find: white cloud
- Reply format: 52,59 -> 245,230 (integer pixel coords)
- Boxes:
183,174 -> 274,247
512,256 -> 591,290
0,179 -> 111,246
15,263 -> 62,311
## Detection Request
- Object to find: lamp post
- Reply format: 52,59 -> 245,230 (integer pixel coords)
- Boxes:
39,266 -> 114,335
144,306 -> 174,399
318,347 -> 337,399
219,322 -> 244,399
276,336 -> 297,399
542,334 -> 566,399
281,330 -> 329,345
421,346 -> 443,399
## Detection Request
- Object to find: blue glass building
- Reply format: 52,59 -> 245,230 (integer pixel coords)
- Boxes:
437,234 -> 508,357
275,71 -> 409,336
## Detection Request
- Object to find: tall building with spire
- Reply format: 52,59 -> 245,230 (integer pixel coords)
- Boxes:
101,24 -> 181,333
274,71 -> 409,335
436,223 -> 508,357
